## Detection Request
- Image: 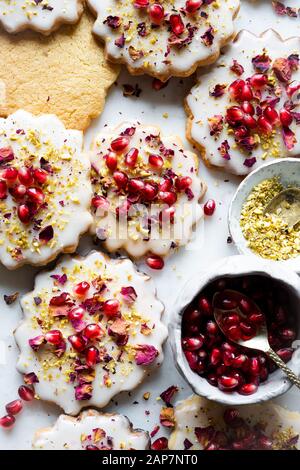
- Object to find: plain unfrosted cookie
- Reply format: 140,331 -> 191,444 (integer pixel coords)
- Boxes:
169,395 -> 300,450
15,251 -> 167,415
32,410 -> 150,450
0,0 -> 84,34
90,123 -> 206,260
88,0 -> 240,80
0,110 -> 92,270
0,13 -> 119,131
186,29 -> 300,176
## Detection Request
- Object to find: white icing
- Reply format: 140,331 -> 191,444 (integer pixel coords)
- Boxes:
15,251 -> 167,415
88,0 -> 239,79
187,29 -> 300,176
0,0 -> 83,34
32,410 -> 150,450
169,394 -> 300,450
90,123 -> 206,258
0,110 -> 92,269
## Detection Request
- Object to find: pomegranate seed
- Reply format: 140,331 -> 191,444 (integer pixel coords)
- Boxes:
103,299 -> 120,317
160,206 -> 175,224
280,108 -> 293,127
0,180 -> 7,199
260,367 -> 269,382
238,298 -> 252,315
148,154 -> 164,169
264,106 -> 279,124
184,350 -> 198,371
146,254 -> 164,270
158,190 -> 177,206
169,14 -> 184,36
210,348 -> 221,366
0,415 -> 15,428
249,357 -> 260,376
243,114 -> 257,129
105,151 -> 118,171
226,106 -> 244,126
248,312 -> 264,324
207,373 -> 218,387
227,324 -> 241,342
257,116 -> 273,135
204,199 -> 216,216
206,320 -> 218,336
84,323 -> 103,340
223,351 -> 235,366
232,354 -> 248,369
223,313 -> 240,326
116,200 -> 131,218
18,385 -> 35,401
241,101 -> 255,115
184,308 -> 202,324
175,176 -> 192,191
198,349 -> 207,360
125,148 -> 138,168
74,281 -> 90,296
149,4 -> 164,24
45,330 -> 63,345
230,371 -> 245,387
68,334 -> 87,352
113,171 -> 128,189
151,437 -> 168,450
182,336 -> 204,351
91,195 -> 109,209
218,375 -> 239,391
185,0 -> 203,14
68,306 -> 85,321
5,399 -> 23,415
11,183 -> 26,199
220,297 -> 239,310
198,297 -> 212,315
142,182 -> 158,201
134,0 -> 149,8
249,73 -> 268,88
221,342 -> 237,354
277,348 -> 294,363
18,204 -> 31,223
197,359 -> 206,375
258,436 -> 273,450
111,136 -> 130,152
229,79 -> 245,100
238,383 -> 257,395
240,84 -> 253,101
1,167 -> 18,181
18,167 -> 33,186
33,168 -> 48,184
240,321 -> 256,339
128,178 -> 145,194
279,327 -> 296,342
27,187 -> 45,205
159,180 -> 173,193
85,346 -> 99,367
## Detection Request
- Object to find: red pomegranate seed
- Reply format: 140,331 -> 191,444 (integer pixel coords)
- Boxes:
5,399 -> 23,415
218,375 -> 239,391
84,323 -> 103,340
223,351 -> 235,366
68,334 -> 87,352
45,330 -> 63,345
206,320 -> 218,336
128,178 -> 145,194
142,182 -> 158,201
175,176 -> 192,191
235,127 -> 249,141
103,299 -> 120,317
210,348 -> 221,366
85,346 -> 99,367
249,73 -> 268,88
184,350 -> 198,371
232,354 -> 248,369
160,206 -> 175,224
113,170 -> 128,189
277,348 -> 294,363
221,342 -> 237,354
91,195 -> 109,209
240,321 -> 256,339
169,14 -> 184,36
186,0 -> 203,14
18,204 -> 31,223
146,254 -> 164,270
264,106 -> 279,124
203,199 -> 216,216
184,308 -> 202,324
243,114 -> 257,129
125,148 -> 139,168
221,297 -> 238,310
182,336 -> 204,351
149,4 -> 164,23
74,281 -> 90,296
249,357 -> 260,375
257,116 -> 273,135
260,367 -> 269,382
18,167 -> 34,186
33,168 -> 48,185
230,371 -> 245,387
240,84 -> 253,101
18,385 -> 35,401
248,312 -> 264,324
227,324 -> 241,341
27,187 -> 45,205
68,306 -> 85,322
226,106 -> 244,126
159,179 -> 172,192
207,373 -> 218,387
239,298 -> 252,315
1,167 -> 18,181
158,191 -> 177,206
280,108 -> 293,127
11,183 -> 26,199
223,313 -> 240,326
149,154 -> 164,169
241,101 -> 255,115
0,415 -> 15,428
229,79 -> 245,100
0,180 -> 7,199
134,0 -> 149,8
111,136 -> 130,152
197,359 -> 206,375
238,383 -> 257,395
279,327 -> 296,342
105,151 -> 118,171
151,437 -> 168,450
198,297 -> 212,316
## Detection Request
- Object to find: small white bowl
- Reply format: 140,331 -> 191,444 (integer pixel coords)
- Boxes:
170,255 -> 300,405
228,158 -> 300,273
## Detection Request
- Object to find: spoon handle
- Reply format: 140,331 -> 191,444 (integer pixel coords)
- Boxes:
267,348 -> 300,389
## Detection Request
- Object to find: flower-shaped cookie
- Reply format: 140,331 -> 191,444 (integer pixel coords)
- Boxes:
90,123 -> 206,265
0,110 -> 92,269
186,30 -> 300,175
33,410 -> 150,450
0,0 -> 84,34
15,251 -> 167,415
88,0 -> 240,80
169,395 -> 300,450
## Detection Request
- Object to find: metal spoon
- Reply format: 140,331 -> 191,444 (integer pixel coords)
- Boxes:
263,187 -> 300,228
213,289 -> 300,389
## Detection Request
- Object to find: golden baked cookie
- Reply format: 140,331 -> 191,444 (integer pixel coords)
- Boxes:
0,13 -> 119,131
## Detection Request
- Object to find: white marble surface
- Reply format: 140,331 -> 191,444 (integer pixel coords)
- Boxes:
1,0 -> 300,449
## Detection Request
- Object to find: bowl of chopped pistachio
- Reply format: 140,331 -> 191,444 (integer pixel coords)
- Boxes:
229,158 -> 300,272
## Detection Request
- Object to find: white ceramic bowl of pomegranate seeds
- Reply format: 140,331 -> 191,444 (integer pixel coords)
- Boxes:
170,255 -> 300,405
228,158 -> 300,273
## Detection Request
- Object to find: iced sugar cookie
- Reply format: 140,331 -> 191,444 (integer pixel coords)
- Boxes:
15,251 -> 167,415
0,110 -> 92,270
186,30 -> 300,175
33,410 -> 150,450
0,0 -> 84,34
90,123 -> 206,262
88,0 -> 240,81
0,13 -> 119,131
169,395 -> 300,450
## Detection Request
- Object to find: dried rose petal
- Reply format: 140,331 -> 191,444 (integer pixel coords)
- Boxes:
273,58 -> 292,83
252,54 -> 271,73
0,147 -> 14,164
159,407 -> 175,428
272,1 -> 286,16
286,7 -> 297,18
230,60 -> 244,76
160,385 -> 178,406
288,54 -> 300,71
39,225 -> 54,244
3,292 -> 19,305
29,335 -> 45,351
115,34 -> 125,48
135,344 -> 159,365
208,115 -> 223,137
54,339 -> 67,358
282,127 -> 297,150
150,425 -> 160,438
151,437 -> 168,450
286,81 -> 300,99
209,84 -> 226,98
50,274 -> 67,286
120,286 -> 137,304
49,292 -> 71,307
218,140 -> 231,160
201,27 -> 214,46
23,372 -> 39,385
184,438 -> 193,450
75,383 -> 93,401
243,157 -> 257,168
195,426 -> 216,446
93,427 -> 106,443
104,15 -> 121,29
